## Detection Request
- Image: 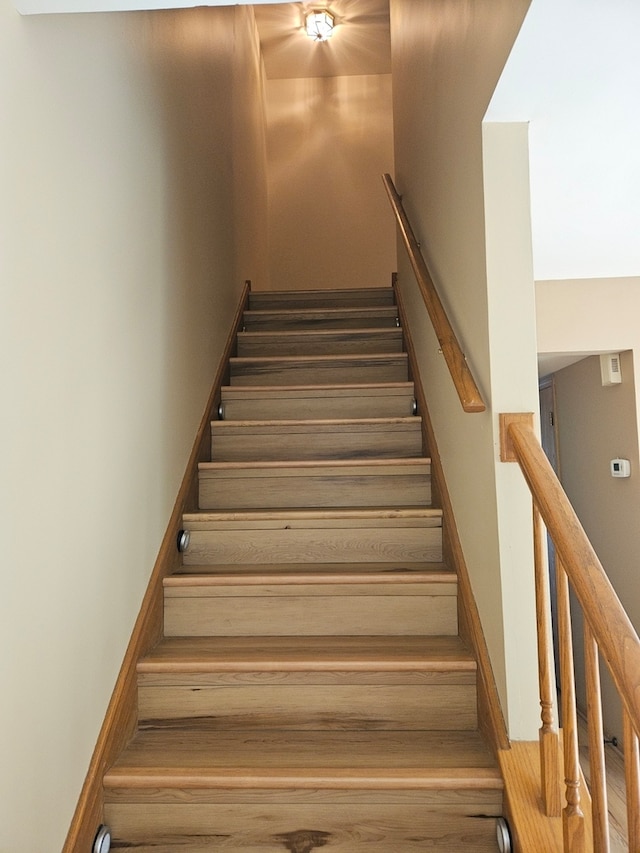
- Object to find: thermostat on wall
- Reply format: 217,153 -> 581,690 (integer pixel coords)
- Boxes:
611,458 -> 631,478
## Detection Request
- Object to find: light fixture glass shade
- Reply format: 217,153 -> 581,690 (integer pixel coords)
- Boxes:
305,10 -> 335,42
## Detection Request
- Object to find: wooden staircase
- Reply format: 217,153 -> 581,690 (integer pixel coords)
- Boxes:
102,287 -> 504,851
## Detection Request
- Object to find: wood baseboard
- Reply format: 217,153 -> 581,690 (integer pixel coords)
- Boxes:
61,282 -> 250,853
393,277 -> 509,754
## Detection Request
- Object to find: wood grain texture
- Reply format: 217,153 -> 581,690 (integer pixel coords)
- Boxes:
533,506 -> 562,817
243,306 -> 399,330
219,382 -> 417,421
182,525 -> 443,566
137,682 -> 477,731
499,740 -> 593,853
170,560 -> 453,579
248,287 -> 395,310
137,636 -> 475,674
584,625 -> 610,852
96,285 -> 505,851
382,175 -> 485,413
623,710 -> 640,852
198,458 -> 432,510
237,328 -> 404,357
211,417 -> 423,461
60,282 -> 251,853
105,729 -> 503,783
104,803 -> 500,851
230,353 -> 409,386
164,591 -> 458,637
499,412 -> 535,462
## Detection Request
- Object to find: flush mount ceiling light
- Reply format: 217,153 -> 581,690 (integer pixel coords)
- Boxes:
305,9 -> 335,42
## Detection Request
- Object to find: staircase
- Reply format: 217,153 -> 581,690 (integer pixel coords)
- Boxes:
103,286 -> 503,851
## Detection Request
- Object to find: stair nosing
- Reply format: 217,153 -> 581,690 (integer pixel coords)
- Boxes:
237,327 -> 402,337
211,416 -> 421,428
243,306 -> 399,317
182,507 -> 442,521
138,635 -> 474,674
221,382 -> 415,393
198,457 -> 430,472
230,353 -> 407,365
164,570 -> 455,586
103,767 -> 503,790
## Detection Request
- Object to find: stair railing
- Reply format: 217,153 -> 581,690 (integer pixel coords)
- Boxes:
382,173 -> 485,414
501,413 -> 640,853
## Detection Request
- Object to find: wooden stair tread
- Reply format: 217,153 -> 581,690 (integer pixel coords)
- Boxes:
171,561 -> 453,579
138,636 -> 475,673
105,729 -> 502,788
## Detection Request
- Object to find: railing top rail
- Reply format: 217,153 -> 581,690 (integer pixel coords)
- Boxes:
382,173 -> 485,414
508,419 -> 640,735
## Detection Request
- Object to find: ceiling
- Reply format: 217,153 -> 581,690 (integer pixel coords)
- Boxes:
254,0 -> 391,79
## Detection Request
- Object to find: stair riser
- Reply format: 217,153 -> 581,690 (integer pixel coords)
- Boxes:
105,804 -> 500,852
137,681 -> 477,730
210,422 -> 423,462
249,288 -> 395,310
219,386 -> 417,421
243,309 -> 399,331
230,355 -> 408,386
164,592 -> 458,637
182,525 -> 443,566
198,467 -> 431,510
236,330 -> 404,357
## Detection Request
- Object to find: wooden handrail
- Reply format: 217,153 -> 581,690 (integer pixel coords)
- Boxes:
506,420 -> 640,734
382,173 -> 485,414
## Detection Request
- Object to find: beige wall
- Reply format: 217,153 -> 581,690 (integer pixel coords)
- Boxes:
537,277 -> 640,440
554,352 -> 640,740
390,0 -> 541,738
0,4 -> 267,851
264,73 -> 395,291
537,276 -> 640,741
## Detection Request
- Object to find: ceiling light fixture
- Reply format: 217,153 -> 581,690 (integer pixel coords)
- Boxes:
305,10 -> 335,42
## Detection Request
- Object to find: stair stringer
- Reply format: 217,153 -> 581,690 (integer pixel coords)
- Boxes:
394,278 -> 510,755
60,282 -> 252,853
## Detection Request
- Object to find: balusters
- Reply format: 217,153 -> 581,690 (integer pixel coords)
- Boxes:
623,709 -> 640,850
584,624 -> 610,853
533,506 -> 562,816
556,557 -> 585,853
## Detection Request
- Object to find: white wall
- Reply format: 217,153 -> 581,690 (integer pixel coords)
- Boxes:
390,0 -> 540,738
537,276 -> 640,738
487,0 -> 640,281
264,73 -> 395,292
0,4 -> 267,851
